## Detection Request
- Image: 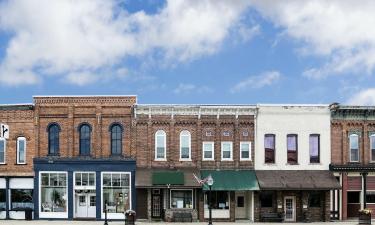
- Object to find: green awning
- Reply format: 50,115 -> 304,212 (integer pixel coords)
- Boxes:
152,171 -> 184,185
201,170 -> 259,191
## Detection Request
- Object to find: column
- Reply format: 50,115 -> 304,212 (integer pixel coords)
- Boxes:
96,171 -> 102,220
342,173 -> 348,220
5,177 -> 9,219
68,171 -> 74,219
362,172 -> 368,209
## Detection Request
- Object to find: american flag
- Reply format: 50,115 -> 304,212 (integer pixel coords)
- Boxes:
193,173 -> 208,185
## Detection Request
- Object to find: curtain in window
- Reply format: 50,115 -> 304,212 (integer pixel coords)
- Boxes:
287,135 -> 297,151
309,135 -> 320,163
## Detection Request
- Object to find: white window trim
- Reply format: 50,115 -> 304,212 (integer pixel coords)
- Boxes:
179,130 -> 191,161
73,171 -> 96,189
240,141 -> 252,161
202,142 -> 214,161
155,130 -> 167,161
221,141 -> 233,161
16,137 -> 26,165
371,134 -> 375,162
169,189 -> 193,209
349,134 -> 359,162
0,138 -> 6,164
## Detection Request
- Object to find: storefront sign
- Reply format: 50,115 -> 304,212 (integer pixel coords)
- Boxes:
0,123 -> 9,139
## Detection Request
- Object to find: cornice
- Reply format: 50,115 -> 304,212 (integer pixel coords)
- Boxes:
34,96 -> 136,106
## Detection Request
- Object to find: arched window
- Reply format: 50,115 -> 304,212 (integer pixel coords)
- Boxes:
155,130 -> 166,160
48,123 -> 60,155
180,130 -> 191,160
110,124 -> 123,155
79,124 -> 91,156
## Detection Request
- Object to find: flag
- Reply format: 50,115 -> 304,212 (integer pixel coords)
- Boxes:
193,173 -> 208,185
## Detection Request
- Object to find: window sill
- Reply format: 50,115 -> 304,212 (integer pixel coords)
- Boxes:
0,163 -> 7,165
15,163 -> 27,165
240,159 -> 252,161
221,159 -> 233,161
286,163 -> 299,165
47,154 -> 60,157
179,159 -> 192,161
309,163 -> 321,165
154,159 -> 167,161
202,159 -> 215,161
263,163 -> 276,166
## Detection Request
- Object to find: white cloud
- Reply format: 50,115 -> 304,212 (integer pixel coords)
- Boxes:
173,83 -> 213,94
230,70 -> 281,93
250,0 -> 375,79
347,88 -> 375,106
0,0 -> 256,86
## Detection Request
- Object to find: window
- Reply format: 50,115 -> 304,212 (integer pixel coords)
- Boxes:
180,130 -> 191,160
0,189 -> 6,210
17,137 -> 26,164
75,172 -> 95,187
260,191 -> 273,207
371,134 -> 375,162
40,172 -> 67,213
347,191 -> 360,203
287,134 -> 298,164
11,189 -> 33,209
110,124 -> 122,155
102,172 -> 131,213
155,130 -> 166,160
237,196 -> 244,207
240,142 -> 251,160
205,191 -> 229,209
170,190 -> 193,209
309,134 -> 320,163
221,142 -> 233,160
366,192 -> 375,203
202,142 -> 214,160
223,131 -> 230,136
309,192 -> 321,207
79,124 -> 91,156
0,138 -> 5,164
349,134 -> 359,162
264,134 -> 275,163
48,124 -> 60,155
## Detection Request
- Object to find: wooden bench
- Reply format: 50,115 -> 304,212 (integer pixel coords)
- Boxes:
261,212 -> 284,222
172,212 -> 192,222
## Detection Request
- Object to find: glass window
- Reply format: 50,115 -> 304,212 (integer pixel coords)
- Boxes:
371,135 -> 375,162
180,130 -> 191,160
17,137 -> 26,164
240,142 -> 251,160
309,192 -> 321,207
11,189 -> 33,209
264,134 -> 275,163
0,138 -> 5,164
349,134 -> 359,162
79,124 -> 91,156
75,172 -> 96,187
40,172 -> 67,213
310,134 -> 320,163
348,191 -> 360,204
287,134 -> 298,164
260,191 -> 273,207
221,142 -> 233,160
111,124 -> 122,155
102,172 -> 131,214
155,130 -> 166,160
48,124 -> 60,155
202,142 -> 214,160
366,192 -> 375,203
170,190 -> 193,209
237,196 -> 244,207
205,191 -> 229,210
0,189 -> 6,210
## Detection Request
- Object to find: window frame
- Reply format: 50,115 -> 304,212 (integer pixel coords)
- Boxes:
240,141 -> 251,161
169,189 -> 193,209
79,124 -> 91,156
221,141 -> 233,161
202,141 -> 214,161
264,134 -> 275,164
155,130 -> 167,161
16,137 -> 26,165
309,134 -> 320,163
370,134 -> 375,162
10,188 -> 34,210
179,130 -> 191,161
47,123 -> 60,156
349,134 -> 359,162
0,138 -> 6,164
287,134 -> 298,164
110,124 -> 123,156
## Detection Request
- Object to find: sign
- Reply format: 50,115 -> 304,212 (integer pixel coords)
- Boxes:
0,123 -> 9,139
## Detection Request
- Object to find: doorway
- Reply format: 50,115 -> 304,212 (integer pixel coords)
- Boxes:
75,193 -> 96,218
151,189 -> 163,219
284,196 -> 296,222
235,192 -> 247,219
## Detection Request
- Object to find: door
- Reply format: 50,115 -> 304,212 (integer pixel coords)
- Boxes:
136,189 -> 148,219
235,192 -> 246,219
75,194 -> 96,218
151,189 -> 162,218
284,196 -> 296,222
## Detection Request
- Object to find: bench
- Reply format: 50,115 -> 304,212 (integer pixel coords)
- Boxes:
172,212 -> 192,222
261,212 -> 284,222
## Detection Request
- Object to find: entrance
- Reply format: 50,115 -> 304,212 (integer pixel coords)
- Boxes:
75,192 -> 96,218
235,192 -> 247,219
151,189 -> 162,219
284,196 -> 296,222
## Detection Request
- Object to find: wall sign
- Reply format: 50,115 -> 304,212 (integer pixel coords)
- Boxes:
0,123 -> 9,139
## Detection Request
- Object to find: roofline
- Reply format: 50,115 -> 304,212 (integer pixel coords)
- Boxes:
257,104 -> 329,107
33,95 -> 137,97
0,103 -> 34,106
135,104 -> 256,107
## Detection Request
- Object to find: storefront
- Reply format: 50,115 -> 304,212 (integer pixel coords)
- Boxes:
0,178 -> 6,219
33,158 -> 135,220
199,170 -> 259,222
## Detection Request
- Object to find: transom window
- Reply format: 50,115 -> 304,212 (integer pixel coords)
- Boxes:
75,172 -> 96,187
309,134 -> 320,163
287,134 -> 298,164
79,124 -> 91,156
110,124 -> 123,155
0,138 -> 5,164
202,142 -> 214,160
264,134 -> 275,164
170,190 -> 193,209
48,123 -> 60,155
155,130 -> 166,160
180,130 -> 191,160
349,134 -> 359,162
17,137 -> 26,164
371,134 -> 375,162
221,142 -> 233,160
240,142 -> 251,160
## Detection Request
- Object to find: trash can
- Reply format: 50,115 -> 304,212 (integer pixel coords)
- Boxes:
25,208 -> 33,220
125,210 -> 136,225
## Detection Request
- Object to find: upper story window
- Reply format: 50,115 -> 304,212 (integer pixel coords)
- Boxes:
110,124 -> 123,155
202,142 -> 214,160
371,134 -> 375,162
287,134 -> 298,164
180,130 -> 191,160
48,123 -> 60,155
264,134 -> 275,164
240,142 -> 251,161
17,137 -> 26,164
155,130 -> 166,160
349,134 -> 359,162
221,141 -> 233,161
309,134 -> 320,163
0,138 -> 5,164
79,124 -> 91,156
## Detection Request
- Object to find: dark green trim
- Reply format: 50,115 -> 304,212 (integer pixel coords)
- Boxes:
201,170 -> 259,191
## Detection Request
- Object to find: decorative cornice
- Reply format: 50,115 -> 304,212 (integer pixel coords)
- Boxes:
34,96 -> 136,106
331,106 -> 375,120
348,130 -> 362,137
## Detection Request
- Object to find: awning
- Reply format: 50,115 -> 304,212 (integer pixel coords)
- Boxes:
256,170 -> 341,190
200,170 -> 259,191
136,168 -> 201,187
152,171 -> 184,185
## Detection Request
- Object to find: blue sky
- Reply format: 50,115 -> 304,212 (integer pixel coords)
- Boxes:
1,0 -> 375,105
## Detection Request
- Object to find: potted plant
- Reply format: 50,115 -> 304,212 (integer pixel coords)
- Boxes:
359,208 -> 372,225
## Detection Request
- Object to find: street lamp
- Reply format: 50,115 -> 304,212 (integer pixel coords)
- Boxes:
207,174 -> 214,225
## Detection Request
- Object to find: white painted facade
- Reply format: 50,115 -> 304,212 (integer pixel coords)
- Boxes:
255,104 -> 331,170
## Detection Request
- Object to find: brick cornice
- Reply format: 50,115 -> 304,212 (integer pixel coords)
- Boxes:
34,96 -> 136,106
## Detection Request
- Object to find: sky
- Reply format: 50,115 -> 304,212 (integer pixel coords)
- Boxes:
1,0 -> 375,105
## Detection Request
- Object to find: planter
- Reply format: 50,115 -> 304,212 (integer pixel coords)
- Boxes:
359,211 -> 371,225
